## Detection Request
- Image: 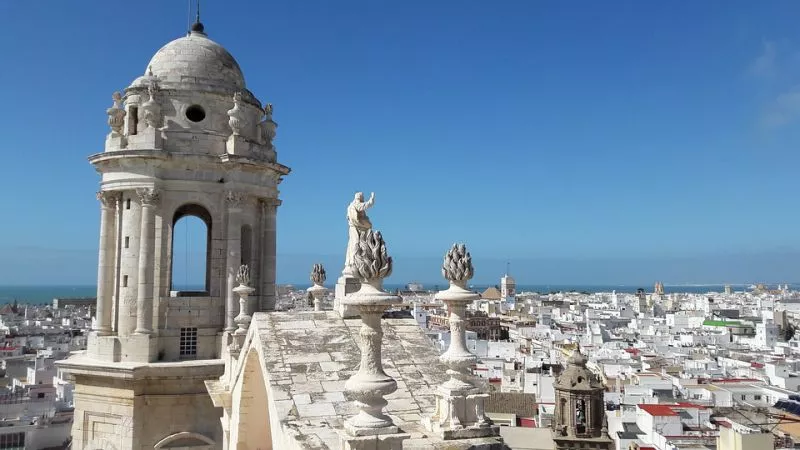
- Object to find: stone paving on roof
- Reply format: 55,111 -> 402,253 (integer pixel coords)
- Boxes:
254,309 -> 450,448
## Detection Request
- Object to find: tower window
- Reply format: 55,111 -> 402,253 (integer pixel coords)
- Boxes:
126,198 -> 131,210
124,236 -> 130,248
129,106 -> 138,135
185,105 -> 206,122
179,327 -> 198,358
0,432 -> 25,448
123,275 -> 128,287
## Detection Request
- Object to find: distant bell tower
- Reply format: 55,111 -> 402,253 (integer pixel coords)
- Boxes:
57,15 -> 289,450
551,346 -> 613,450
500,262 -> 516,301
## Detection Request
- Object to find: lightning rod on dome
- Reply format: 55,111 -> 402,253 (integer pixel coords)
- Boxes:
188,0 -> 204,34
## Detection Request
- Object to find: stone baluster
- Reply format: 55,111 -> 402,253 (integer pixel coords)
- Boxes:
95,191 -> 119,335
422,243 -> 499,439
340,230 -> 408,450
233,265 -> 254,335
134,188 -> 160,335
307,263 -> 327,311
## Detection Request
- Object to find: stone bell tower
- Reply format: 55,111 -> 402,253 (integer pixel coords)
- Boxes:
551,346 -> 613,450
57,18 -> 290,450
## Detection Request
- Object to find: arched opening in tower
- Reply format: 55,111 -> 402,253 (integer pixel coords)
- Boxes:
171,204 -> 212,294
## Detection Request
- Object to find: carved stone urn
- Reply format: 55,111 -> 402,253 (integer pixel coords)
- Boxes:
232,265 -> 254,336
423,243 -> 497,439
227,92 -> 247,136
141,81 -> 161,130
106,92 -> 126,136
342,230 -> 403,436
261,103 -> 277,146
306,263 -> 328,312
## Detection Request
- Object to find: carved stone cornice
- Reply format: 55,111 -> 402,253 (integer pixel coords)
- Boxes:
259,198 -> 282,210
135,188 -> 161,207
96,191 -> 121,209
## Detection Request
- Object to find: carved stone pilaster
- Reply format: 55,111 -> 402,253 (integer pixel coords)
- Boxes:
96,191 -> 120,209
422,243 -> 499,440
135,188 -> 161,206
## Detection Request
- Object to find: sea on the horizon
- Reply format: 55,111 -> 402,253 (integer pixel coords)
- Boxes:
0,283 -> 789,305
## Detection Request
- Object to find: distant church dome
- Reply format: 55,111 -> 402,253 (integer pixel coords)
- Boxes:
555,346 -> 604,391
143,29 -> 245,91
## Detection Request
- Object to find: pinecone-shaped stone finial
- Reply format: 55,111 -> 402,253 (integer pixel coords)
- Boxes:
310,263 -> 327,286
442,243 -> 474,285
236,264 -> 251,287
352,230 -> 393,281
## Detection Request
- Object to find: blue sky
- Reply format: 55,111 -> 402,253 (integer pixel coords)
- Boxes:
1,1 -> 800,286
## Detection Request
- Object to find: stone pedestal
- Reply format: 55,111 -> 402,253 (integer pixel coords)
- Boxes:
123,334 -> 158,363
226,134 -> 250,156
341,275 -> 407,448
423,244 -> 499,441
105,134 -> 126,151
127,126 -> 162,149
340,431 -> 411,450
335,276 -> 361,318
307,283 -> 328,312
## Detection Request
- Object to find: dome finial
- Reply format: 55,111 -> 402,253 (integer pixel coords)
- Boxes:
190,0 -> 205,34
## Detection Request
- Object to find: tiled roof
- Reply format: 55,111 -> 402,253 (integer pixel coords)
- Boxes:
638,404 -> 679,416
482,287 -> 502,300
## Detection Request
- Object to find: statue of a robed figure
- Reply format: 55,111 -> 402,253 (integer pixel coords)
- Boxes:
342,192 -> 375,277
335,191 -> 376,318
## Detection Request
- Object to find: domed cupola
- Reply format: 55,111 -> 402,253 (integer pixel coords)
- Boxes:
107,18 -> 277,160
551,345 -> 614,449
138,27 -> 246,92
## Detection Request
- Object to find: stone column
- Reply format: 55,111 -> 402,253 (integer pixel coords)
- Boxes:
261,199 -> 279,311
95,191 -> 119,335
134,188 -> 159,335
423,243 -> 498,440
225,191 -> 245,332
340,230 -> 408,450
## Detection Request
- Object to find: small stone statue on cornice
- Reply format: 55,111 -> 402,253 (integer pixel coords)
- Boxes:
106,92 -> 126,136
141,81 -> 161,129
227,92 -> 247,136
